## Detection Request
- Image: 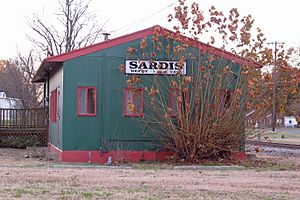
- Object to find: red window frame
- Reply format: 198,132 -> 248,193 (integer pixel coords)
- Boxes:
169,87 -> 189,117
50,89 -> 57,123
77,86 -> 97,116
124,87 -> 144,117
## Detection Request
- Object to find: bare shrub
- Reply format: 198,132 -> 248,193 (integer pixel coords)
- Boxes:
120,1 -> 300,163
146,55 -> 248,162
121,26 -> 257,163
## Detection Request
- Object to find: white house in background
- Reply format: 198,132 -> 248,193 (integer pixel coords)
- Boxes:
284,116 -> 298,128
0,92 -> 20,109
245,109 -> 284,128
0,92 -> 21,121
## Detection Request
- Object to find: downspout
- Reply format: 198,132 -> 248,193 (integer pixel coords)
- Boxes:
43,82 -> 47,108
47,72 -> 50,108
44,71 -> 51,145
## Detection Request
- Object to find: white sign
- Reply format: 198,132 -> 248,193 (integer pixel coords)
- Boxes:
125,60 -> 186,75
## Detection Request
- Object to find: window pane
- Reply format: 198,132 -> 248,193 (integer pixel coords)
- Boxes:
134,90 -> 143,114
77,87 -> 96,116
87,88 -> 95,114
79,89 -> 86,114
125,88 -> 144,116
126,90 -> 134,114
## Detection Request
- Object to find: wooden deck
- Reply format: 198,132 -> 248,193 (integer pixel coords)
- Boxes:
0,108 -> 48,148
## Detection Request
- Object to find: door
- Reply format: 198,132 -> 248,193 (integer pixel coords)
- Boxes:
57,87 -> 61,145
49,87 -> 61,147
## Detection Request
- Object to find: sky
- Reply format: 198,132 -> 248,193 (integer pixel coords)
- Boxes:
0,0 -> 300,59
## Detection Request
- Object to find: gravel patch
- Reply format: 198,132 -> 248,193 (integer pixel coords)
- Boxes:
246,144 -> 300,157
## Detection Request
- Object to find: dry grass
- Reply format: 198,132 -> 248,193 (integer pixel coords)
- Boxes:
0,148 -> 299,200
0,166 -> 299,200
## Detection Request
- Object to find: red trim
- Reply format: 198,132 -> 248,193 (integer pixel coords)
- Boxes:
46,28 -> 153,62
232,152 -> 246,160
57,89 -> 60,145
50,92 -> 52,122
33,25 -> 262,82
47,145 -> 246,163
124,87 -> 144,117
76,86 -> 97,116
50,89 -> 57,123
32,27 -> 154,82
62,150 -> 173,163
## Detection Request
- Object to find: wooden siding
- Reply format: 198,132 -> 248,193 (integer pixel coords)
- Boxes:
60,35 -> 242,151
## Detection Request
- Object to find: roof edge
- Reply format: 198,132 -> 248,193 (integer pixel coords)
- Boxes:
32,25 -> 262,82
45,26 -> 156,62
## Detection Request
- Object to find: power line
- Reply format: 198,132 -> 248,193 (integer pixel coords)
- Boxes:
110,1 -> 177,37
267,41 -> 284,132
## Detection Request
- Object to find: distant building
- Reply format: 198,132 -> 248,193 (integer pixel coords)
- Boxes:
0,92 -> 20,109
0,92 -> 6,98
284,116 -> 298,128
245,110 -> 284,128
0,91 -> 21,121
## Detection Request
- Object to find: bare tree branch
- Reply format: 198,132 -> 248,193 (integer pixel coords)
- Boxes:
28,0 -> 105,56
0,52 -> 43,108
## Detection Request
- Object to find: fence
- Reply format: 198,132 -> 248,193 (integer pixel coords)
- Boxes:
0,108 -> 48,148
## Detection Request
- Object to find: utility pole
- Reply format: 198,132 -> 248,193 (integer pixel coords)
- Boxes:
268,41 -> 284,132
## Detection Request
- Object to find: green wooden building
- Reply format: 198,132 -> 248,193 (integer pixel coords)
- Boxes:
32,25 -> 260,163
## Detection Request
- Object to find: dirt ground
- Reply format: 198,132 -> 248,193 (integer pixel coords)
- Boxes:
0,148 -> 299,200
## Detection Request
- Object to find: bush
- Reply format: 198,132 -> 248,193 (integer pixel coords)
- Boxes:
0,135 -> 42,148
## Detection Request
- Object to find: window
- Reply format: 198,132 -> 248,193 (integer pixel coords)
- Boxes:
124,88 -> 144,117
77,86 -> 96,116
169,88 -> 188,117
50,89 -> 57,123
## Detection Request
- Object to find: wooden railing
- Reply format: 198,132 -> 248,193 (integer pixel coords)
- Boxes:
0,108 -> 48,129
0,108 -> 48,148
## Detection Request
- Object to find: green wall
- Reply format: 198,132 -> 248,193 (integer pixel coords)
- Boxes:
60,36 -> 242,151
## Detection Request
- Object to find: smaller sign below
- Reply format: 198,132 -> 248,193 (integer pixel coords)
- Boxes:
125,60 -> 186,75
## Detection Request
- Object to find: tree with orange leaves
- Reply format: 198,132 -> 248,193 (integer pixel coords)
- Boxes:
119,1 -> 300,162
169,0 -> 300,120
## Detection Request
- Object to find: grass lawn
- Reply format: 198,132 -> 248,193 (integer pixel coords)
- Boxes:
0,148 -> 299,200
253,128 -> 300,144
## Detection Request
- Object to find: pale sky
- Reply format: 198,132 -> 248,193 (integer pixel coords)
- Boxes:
0,0 -> 299,59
